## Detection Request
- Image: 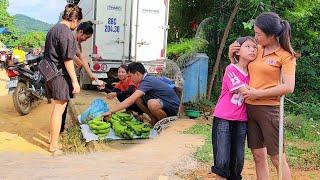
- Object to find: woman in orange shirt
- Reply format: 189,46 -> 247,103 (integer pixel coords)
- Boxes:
229,12 -> 297,180
99,65 -> 143,114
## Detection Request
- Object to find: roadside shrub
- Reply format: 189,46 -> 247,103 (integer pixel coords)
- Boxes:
167,38 -> 208,60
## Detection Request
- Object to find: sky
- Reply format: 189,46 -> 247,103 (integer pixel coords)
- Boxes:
8,0 -> 67,24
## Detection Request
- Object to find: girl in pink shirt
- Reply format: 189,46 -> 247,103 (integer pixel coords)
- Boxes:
211,36 -> 257,180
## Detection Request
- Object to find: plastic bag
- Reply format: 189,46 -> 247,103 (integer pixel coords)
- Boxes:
79,98 -> 109,124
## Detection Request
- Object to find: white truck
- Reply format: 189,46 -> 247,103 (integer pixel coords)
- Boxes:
77,0 -> 170,88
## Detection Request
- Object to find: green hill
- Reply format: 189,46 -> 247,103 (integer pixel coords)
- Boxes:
13,14 -> 53,34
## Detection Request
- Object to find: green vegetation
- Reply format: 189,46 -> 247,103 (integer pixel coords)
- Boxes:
0,1 -> 48,48
184,99 -> 215,112
0,0 -> 18,46
60,124 -> 87,154
167,38 -> 208,60
184,123 -> 212,163
169,0 -> 320,121
285,114 -> 320,169
184,114 -> 320,169
15,31 -> 46,48
13,14 -> 53,34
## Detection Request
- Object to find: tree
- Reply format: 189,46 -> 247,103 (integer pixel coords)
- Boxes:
207,0 -> 241,99
169,0 -> 320,119
0,0 -> 18,46
14,31 -> 46,48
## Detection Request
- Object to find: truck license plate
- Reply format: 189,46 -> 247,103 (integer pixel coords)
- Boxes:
6,78 -> 18,89
144,64 -> 165,74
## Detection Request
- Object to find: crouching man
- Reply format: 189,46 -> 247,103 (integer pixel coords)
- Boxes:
104,62 -> 180,126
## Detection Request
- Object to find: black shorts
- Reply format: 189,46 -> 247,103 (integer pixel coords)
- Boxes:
46,75 -> 73,101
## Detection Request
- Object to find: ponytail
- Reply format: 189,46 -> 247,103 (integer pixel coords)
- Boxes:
279,20 -> 297,57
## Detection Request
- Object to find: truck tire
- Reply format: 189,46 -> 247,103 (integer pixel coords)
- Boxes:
13,82 -> 31,115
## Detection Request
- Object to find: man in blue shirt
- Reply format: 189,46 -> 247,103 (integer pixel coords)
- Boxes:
105,62 -> 180,126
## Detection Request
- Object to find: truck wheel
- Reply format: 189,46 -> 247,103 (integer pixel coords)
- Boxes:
13,82 -> 31,115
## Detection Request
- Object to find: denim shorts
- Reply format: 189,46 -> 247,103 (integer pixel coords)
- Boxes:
142,95 -> 178,117
211,117 -> 247,179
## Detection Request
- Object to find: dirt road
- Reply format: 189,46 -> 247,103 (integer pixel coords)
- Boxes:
0,70 -> 202,179
0,120 -> 202,179
0,70 -> 51,154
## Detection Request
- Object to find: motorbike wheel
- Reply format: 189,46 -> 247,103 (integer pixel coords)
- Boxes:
13,82 -> 31,115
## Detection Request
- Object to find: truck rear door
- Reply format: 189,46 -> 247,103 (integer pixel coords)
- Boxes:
95,0 -> 129,61
134,0 -> 169,62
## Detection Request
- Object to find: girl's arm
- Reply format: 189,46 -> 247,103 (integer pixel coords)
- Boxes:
243,74 -> 295,99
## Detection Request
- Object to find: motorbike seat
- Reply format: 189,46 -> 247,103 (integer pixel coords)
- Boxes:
26,55 -> 43,65
16,65 -> 34,74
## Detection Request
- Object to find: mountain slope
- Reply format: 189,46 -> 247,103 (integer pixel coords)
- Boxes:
13,14 -> 53,34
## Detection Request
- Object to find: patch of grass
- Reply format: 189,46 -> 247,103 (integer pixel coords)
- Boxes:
185,114 -> 320,170
184,123 -> 212,163
285,114 -> 320,142
286,145 -> 320,170
309,173 -> 319,180
184,123 -> 211,137
244,142 -> 253,160
184,99 -> 215,113
184,123 -> 253,163
60,124 -> 88,154
285,114 -> 320,170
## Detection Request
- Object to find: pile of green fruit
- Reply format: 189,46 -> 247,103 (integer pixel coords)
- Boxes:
109,112 -> 152,139
87,116 -> 111,138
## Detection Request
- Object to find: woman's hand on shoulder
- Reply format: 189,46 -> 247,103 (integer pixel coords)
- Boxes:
228,41 -> 240,63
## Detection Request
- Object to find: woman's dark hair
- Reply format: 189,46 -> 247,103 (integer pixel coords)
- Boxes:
77,21 -> 93,35
127,62 -> 146,74
119,64 -> 128,72
233,36 -> 257,62
254,12 -> 296,57
62,4 -> 83,21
